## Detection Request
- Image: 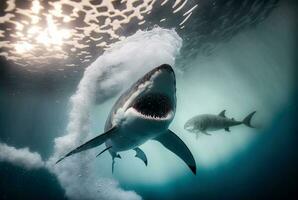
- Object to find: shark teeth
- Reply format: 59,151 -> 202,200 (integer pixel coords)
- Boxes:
136,110 -> 174,121
139,111 -> 166,119
143,114 -> 164,120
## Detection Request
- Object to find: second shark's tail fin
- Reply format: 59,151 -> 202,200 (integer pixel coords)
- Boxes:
242,111 -> 256,128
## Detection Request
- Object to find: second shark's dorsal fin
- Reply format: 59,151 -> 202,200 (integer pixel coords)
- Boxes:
154,130 -> 196,175
218,110 -> 226,118
56,126 -> 118,164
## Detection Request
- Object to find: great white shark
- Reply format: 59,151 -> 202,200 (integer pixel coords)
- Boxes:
184,110 -> 256,138
56,64 -> 196,174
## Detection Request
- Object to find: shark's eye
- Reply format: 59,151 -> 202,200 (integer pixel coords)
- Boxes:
133,93 -> 172,118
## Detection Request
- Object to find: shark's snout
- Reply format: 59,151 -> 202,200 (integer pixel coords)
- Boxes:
128,64 -> 176,121
153,63 -> 175,74
184,122 -> 194,132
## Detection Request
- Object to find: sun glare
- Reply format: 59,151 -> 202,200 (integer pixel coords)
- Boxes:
32,0 -> 41,14
15,41 -> 33,54
0,0 -> 198,67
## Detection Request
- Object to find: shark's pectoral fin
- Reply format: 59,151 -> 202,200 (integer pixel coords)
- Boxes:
96,146 -> 112,157
154,130 -> 196,175
224,127 -> 230,132
134,147 -> 148,166
56,126 -> 118,164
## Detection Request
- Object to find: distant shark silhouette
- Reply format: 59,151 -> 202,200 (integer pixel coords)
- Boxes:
184,110 -> 256,138
56,64 -> 196,174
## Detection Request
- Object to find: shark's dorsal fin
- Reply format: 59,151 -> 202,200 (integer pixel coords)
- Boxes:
134,147 -> 148,166
56,126 -> 118,164
218,110 -> 226,118
154,130 -> 196,175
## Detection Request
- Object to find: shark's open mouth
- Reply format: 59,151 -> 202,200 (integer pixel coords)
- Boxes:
132,93 -> 173,119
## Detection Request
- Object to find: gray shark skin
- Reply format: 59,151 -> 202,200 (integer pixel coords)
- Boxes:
56,64 -> 196,175
184,110 -> 256,138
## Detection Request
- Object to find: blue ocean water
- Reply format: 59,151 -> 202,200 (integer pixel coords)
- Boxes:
0,0 -> 297,200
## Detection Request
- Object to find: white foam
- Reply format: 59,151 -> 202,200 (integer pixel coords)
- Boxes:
0,142 -> 45,170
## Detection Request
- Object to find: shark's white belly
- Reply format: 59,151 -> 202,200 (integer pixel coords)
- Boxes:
108,130 -> 155,152
107,108 -> 172,152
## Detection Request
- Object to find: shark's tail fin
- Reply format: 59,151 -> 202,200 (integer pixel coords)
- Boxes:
242,111 -> 256,128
